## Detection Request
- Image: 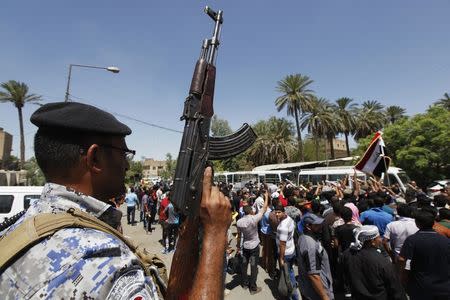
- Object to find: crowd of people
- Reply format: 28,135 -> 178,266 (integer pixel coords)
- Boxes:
226,172 -> 450,299
2,101 -> 448,299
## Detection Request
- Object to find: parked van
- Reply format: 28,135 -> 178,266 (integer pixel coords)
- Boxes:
0,186 -> 43,223
297,166 -> 410,192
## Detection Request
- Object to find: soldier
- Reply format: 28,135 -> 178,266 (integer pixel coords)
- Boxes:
0,102 -> 231,299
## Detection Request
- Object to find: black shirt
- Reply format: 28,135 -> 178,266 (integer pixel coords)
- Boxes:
335,223 -> 357,252
400,229 -> 450,298
342,247 -> 406,300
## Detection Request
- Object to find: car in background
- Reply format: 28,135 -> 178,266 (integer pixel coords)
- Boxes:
0,186 -> 43,223
427,179 -> 449,196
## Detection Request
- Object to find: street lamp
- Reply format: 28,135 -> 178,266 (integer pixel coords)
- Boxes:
64,64 -> 120,102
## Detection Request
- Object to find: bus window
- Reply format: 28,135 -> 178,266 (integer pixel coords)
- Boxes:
265,174 -> 279,184
328,174 -> 345,182
383,174 -> 397,186
298,175 -> 309,184
215,175 -> 226,184
310,175 -> 326,184
227,175 -> 233,183
258,175 -> 265,184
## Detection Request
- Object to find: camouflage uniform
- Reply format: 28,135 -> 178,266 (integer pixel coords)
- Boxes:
0,183 -> 159,299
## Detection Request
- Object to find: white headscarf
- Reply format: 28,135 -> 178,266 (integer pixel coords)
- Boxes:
350,225 -> 380,250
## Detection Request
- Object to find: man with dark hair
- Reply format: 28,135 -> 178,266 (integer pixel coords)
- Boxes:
399,209 -> 450,300
422,205 -> 450,238
359,197 -> 393,236
0,102 -> 232,299
438,208 -> 450,229
125,186 -> 139,224
342,225 -> 406,300
275,204 -> 300,300
236,191 -> 269,295
382,204 -> 418,263
335,206 -> 359,253
297,214 -> 334,300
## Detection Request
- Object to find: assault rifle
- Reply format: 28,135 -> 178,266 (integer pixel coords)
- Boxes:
167,6 -> 256,298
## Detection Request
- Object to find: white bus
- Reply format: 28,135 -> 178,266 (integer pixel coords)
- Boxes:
297,166 -> 410,192
214,170 -> 294,190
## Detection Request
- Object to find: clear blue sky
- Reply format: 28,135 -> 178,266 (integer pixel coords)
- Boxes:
1,1 -> 449,161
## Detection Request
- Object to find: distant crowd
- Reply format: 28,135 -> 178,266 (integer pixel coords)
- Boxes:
114,174 -> 450,299
225,172 -> 450,299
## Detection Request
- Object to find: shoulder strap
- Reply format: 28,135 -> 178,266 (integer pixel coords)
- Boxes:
0,208 -> 167,297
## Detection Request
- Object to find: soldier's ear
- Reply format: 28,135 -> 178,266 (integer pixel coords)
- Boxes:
86,144 -> 102,174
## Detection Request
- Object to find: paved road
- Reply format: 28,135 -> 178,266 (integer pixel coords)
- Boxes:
121,207 -> 278,299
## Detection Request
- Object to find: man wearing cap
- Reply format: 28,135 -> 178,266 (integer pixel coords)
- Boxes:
297,213 -> 334,300
342,225 -> 406,300
0,102 -> 232,299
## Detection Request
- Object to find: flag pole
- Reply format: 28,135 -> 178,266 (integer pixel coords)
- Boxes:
379,132 -> 390,187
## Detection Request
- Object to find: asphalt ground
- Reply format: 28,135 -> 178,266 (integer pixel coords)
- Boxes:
121,206 -> 279,299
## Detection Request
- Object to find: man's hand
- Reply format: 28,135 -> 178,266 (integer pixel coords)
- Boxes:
200,167 -> 232,235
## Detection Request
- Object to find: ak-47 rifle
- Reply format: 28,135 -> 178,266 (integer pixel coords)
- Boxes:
167,6 -> 257,299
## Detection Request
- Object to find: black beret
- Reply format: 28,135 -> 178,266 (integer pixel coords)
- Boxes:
30,102 -> 131,136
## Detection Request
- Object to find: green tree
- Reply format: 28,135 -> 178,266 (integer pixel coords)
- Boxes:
275,74 -> 314,161
23,157 -> 45,185
160,153 -> 177,179
434,92 -> 450,110
354,100 -> 386,140
301,97 -> 335,160
247,117 -> 296,166
355,106 -> 450,187
385,105 -> 406,124
334,97 -> 358,157
211,115 -> 233,136
0,80 -> 42,168
126,160 -> 143,184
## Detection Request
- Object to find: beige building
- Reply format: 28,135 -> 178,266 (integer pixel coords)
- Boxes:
0,128 -> 13,169
326,138 -> 348,159
142,158 -> 166,178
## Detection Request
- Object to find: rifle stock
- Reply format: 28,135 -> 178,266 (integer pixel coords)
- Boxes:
167,7 -> 256,299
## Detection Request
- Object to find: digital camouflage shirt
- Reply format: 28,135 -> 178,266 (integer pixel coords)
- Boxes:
0,183 -> 159,300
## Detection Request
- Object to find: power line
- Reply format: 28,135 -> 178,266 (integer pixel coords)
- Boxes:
69,94 -> 183,134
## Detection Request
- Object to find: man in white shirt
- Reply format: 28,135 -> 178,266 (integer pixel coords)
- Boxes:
236,191 -> 269,295
275,204 -> 299,300
383,204 -> 418,263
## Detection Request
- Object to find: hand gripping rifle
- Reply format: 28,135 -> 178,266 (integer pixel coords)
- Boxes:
167,7 -> 256,298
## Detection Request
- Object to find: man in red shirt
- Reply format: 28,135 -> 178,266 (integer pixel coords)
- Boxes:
159,192 -> 170,249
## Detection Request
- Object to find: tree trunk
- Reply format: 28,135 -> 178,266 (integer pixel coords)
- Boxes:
328,135 -> 335,159
315,137 -> 320,161
294,108 -> 304,161
17,106 -> 25,169
345,132 -> 351,157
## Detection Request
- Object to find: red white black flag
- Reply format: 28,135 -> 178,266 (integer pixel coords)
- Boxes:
355,131 -> 391,178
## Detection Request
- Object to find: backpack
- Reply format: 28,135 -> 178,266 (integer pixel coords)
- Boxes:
0,207 -> 168,298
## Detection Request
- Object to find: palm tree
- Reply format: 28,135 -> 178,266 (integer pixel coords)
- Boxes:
300,97 -> 335,160
248,117 -> 296,166
0,80 -> 42,168
353,100 -> 386,140
385,105 -> 406,124
334,97 -> 358,157
435,92 -> 450,110
275,74 -> 314,161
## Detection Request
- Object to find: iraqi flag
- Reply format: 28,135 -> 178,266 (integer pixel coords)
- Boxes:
355,131 -> 391,178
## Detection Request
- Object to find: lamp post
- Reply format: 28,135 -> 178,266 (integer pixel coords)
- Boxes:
64,64 -> 120,102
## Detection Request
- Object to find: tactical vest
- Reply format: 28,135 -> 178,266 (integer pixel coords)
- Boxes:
0,208 -> 168,298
